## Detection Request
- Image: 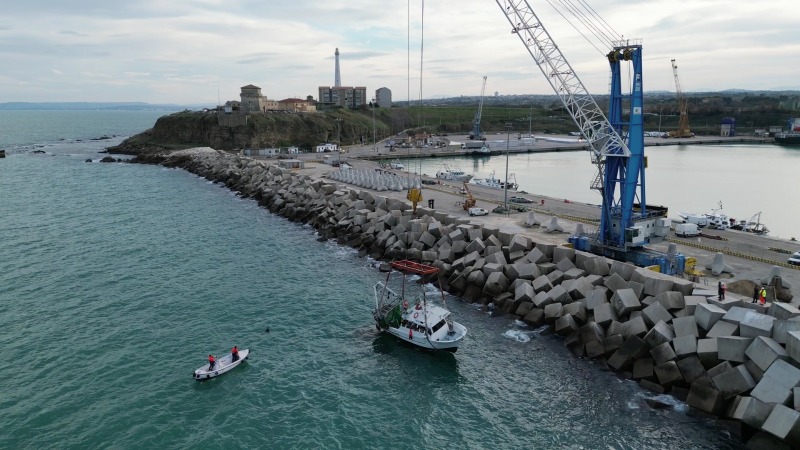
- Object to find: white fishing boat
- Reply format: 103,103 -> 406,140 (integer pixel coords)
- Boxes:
730,212 -> 770,235
193,348 -> 250,381
704,201 -> 729,230
469,170 -> 517,191
435,164 -> 472,181
389,159 -> 404,170
373,260 -> 467,352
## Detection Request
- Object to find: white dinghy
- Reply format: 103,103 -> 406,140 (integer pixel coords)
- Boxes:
194,348 -> 250,381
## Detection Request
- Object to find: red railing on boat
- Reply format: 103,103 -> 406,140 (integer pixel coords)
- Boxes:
390,260 -> 439,275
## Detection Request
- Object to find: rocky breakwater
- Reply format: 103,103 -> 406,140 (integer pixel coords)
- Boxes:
137,148 -> 800,448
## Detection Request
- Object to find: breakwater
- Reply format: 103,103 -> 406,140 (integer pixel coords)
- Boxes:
136,147 -> 800,448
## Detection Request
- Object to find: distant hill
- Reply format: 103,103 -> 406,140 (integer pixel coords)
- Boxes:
0,102 -> 213,111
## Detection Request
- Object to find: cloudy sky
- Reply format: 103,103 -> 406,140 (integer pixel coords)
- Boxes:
1,0 -> 797,104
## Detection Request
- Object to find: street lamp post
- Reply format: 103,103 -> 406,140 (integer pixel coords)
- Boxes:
371,99 -> 377,152
336,118 -> 342,165
504,122 -> 512,215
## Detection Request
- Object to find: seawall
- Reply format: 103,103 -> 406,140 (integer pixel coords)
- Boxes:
134,147 -> 800,448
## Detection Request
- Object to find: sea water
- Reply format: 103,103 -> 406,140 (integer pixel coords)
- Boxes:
1,111 -> 742,448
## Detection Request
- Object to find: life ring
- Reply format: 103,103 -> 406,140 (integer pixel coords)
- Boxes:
402,301 -> 409,309
413,312 -> 419,318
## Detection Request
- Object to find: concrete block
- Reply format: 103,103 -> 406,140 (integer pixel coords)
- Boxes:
676,355 -> 706,384
721,306 -> 751,325
751,359 -> 800,405
585,340 -> 605,359
745,431 -> 792,450
543,303 -> 564,323
708,298 -> 745,311
607,320 -> 625,337
604,334 -> 624,356
628,281 -> 644,300
514,282 -> 535,303
639,379 -> 666,394
585,289 -> 607,310
609,260 -> 635,281
788,331 -> 800,365
769,302 -> 800,320
555,314 -> 580,336
744,359 -> 766,383
687,382 -> 728,415
515,301 -> 534,317
730,396 -> 774,429
654,361 -> 684,386
593,302 -> 618,327
549,284 -> 571,305
672,316 -> 699,338
531,274 -> 553,294
641,302 -> 673,328
796,387 -> 800,411
522,308 -> 545,327
622,316 -> 648,338
746,336 -> 789,372
773,320 -> 800,345
650,341 -> 677,365
717,336 -> 754,363
655,291 -> 685,311
633,357 -> 655,380
740,312 -> 776,339
580,321 -> 605,344
611,288 -> 641,317
607,335 -> 650,371
643,321 -> 675,349
603,272 -> 628,293
706,320 -> 739,338
684,296 -> 708,316
562,302 -> 588,324
546,269 -> 565,286
673,335 -> 698,357
695,303 -> 727,331
697,338 -> 720,369
532,291 -> 553,309
762,404 -> 800,446
712,364 -> 756,399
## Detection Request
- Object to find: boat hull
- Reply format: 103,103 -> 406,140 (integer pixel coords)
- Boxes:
383,322 -> 467,352
194,348 -> 250,381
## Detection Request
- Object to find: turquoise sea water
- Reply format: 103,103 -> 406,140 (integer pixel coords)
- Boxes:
0,112 -> 743,449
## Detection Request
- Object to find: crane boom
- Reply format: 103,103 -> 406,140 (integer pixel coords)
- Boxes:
669,59 -> 692,138
471,76 -> 488,140
495,0 -> 670,254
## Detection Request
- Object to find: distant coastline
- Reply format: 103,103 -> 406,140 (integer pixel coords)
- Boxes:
0,102 -> 211,111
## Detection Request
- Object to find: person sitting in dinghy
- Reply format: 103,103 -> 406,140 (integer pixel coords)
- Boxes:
208,354 -> 216,371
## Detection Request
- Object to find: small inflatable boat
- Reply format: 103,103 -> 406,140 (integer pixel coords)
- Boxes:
194,348 -> 250,381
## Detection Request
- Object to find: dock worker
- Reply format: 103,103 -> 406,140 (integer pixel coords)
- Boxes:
208,354 -> 216,371
752,285 -> 759,303
759,286 -> 767,305
231,346 -> 239,362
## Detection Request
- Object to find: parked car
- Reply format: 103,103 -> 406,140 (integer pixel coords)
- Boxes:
420,179 -> 437,185
509,196 -> 533,204
789,251 -> 800,266
468,207 -> 489,216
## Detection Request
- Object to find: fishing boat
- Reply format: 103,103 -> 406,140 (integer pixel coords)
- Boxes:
193,348 -> 250,381
389,159 -> 404,170
435,164 -> 472,181
730,212 -> 769,235
373,260 -> 467,352
469,170 -> 517,191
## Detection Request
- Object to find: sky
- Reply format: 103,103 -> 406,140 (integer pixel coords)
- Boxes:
1,0 -> 798,105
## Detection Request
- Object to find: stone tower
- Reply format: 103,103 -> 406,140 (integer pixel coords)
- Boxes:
334,48 -> 341,87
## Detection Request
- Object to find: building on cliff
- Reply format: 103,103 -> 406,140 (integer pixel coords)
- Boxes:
239,84 -> 279,113
278,98 -> 316,113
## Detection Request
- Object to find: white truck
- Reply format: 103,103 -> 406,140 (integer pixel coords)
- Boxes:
468,207 -> 489,216
675,223 -> 700,237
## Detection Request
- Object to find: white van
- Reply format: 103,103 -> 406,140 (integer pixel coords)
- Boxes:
675,223 -> 700,237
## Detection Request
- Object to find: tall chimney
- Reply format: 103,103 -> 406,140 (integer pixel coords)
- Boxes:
334,48 -> 341,87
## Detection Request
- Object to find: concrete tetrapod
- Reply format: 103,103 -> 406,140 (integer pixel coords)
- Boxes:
705,252 -> 733,276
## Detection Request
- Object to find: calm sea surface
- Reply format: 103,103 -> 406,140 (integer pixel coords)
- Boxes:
1,111 -> 744,449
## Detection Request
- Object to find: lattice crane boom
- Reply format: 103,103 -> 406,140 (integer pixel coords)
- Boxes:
670,59 -> 691,138
471,76 -> 488,139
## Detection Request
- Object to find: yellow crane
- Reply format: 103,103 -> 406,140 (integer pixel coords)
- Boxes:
668,59 -> 693,138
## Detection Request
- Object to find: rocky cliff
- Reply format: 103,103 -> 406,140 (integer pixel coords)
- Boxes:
107,109 -> 396,156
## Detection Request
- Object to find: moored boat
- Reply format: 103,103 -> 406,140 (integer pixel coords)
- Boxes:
435,164 -> 472,181
775,118 -> 800,146
388,159 -> 404,170
194,348 -> 250,381
373,260 -> 467,352
469,170 -> 517,191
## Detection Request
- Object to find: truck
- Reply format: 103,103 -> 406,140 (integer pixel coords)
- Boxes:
675,223 -> 700,237
460,141 -> 486,150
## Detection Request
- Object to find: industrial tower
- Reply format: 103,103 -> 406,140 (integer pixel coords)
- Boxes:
334,48 -> 341,87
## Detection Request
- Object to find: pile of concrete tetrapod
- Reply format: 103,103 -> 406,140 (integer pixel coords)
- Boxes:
141,148 -> 800,448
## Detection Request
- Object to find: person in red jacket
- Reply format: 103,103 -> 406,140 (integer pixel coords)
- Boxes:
231,346 -> 239,362
208,354 -> 216,371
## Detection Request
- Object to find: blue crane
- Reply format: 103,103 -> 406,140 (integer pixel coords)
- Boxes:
470,76 -> 488,140
495,0 -> 678,272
